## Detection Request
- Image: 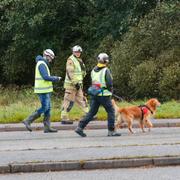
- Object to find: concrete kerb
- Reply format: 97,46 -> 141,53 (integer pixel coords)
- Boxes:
168,122 -> 180,128
153,157 -> 180,166
0,119 -> 180,132
10,161 -> 82,173
1,156 -> 180,174
83,158 -> 153,169
0,165 -> 10,174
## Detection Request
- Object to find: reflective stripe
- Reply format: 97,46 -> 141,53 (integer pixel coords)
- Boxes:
34,86 -> 53,90
35,78 -> 44,80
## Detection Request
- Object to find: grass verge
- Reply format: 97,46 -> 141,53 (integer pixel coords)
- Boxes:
0,87 -> 179,123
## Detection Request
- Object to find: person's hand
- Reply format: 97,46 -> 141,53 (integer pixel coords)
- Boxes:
58,77 -> 62,81
75,83 -> 81,90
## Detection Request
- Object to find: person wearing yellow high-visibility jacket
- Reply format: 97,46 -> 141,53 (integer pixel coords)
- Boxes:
23,49 -> 61,133
61,45 -> 89,124
75,53 -> 121,137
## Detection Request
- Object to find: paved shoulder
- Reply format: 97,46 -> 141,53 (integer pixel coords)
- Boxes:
0,119 -> 180,132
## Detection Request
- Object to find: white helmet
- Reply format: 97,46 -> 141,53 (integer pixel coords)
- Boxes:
43,49 -> 55,59
97,53 -> 109,63
72,45 -> 82,52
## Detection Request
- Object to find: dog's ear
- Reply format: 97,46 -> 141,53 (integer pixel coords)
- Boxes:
150,98 -> 161,108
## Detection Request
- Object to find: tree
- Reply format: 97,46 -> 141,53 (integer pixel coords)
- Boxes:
111,1 -> 180,99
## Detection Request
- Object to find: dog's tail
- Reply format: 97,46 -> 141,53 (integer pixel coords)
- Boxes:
111,99 -> 120,113
112,99 -> 124,129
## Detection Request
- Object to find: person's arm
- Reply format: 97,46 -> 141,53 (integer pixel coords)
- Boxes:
105,68 -> 113,92
66,59 -> 78,84
79,59 -> 86,78
38,64 -> 60,82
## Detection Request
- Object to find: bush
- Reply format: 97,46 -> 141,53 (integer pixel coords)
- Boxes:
129,60 -> 159,98
111,1 -> 180,100
159,62 -> 180,100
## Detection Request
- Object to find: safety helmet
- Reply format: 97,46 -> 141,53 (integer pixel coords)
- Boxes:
72,45 -> 82,52
97,53 -> 109,63
43,49 -> 55,59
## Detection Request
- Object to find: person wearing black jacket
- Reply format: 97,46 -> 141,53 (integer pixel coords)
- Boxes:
75,53 -> 121,137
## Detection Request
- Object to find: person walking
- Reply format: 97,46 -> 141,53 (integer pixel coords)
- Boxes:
23,49 -> 61,133
61,45 -> 89,124
75,53 -> 121,137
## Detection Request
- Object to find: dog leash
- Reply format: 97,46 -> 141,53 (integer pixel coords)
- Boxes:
112,94 -> 124,102
112,93 -> 137,105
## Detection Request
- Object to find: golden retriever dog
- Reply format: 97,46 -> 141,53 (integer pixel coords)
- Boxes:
112,98 -> 161,134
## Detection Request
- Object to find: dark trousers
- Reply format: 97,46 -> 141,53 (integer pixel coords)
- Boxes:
78,96 -> 115,131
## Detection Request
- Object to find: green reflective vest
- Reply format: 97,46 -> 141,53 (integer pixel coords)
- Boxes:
91,67 -> 112,96
34,61 -> 53,93
64,55 -> 84,89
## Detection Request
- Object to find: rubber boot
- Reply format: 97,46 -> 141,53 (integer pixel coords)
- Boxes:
108,130 -> 121,137
75,127 -> 86,137
22,111 -> 40,132
43,116 -> 58,133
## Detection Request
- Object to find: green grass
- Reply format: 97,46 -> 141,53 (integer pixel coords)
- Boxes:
0,87 -> 179,124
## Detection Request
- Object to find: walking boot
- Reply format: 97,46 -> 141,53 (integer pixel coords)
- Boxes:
108,130 -> 121,137
75,127 -> 86,137
43,116 -> 58,133
22,111 -> 40,132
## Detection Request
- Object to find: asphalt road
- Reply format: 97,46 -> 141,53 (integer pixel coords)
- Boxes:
0,127 -> 180,166
0,166 -> 180,180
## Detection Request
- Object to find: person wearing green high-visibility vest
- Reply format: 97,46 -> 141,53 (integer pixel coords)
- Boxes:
61,45 -> 89,124
23,49 -> 61,133
75,53 -> 121,137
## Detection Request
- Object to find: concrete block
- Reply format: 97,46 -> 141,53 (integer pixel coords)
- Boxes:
84,158 -> 153,169
0,165 -> 10,174
11,161 -> 81,173
168,122 -> 180,127
153,157 -> 180,166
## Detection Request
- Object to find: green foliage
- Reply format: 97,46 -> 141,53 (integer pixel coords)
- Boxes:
129,61 -> 159,98
0,0 -> 95,84
111,1 -> 180,99
155,100 -> 180,119
0,0 -> 179,100
159,62 -> 180,100
0,87 -> 179,123
0,0 -> 158,85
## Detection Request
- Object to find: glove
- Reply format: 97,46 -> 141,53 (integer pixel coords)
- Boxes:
75,83 -> 81,90
58,77 -> 62,81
